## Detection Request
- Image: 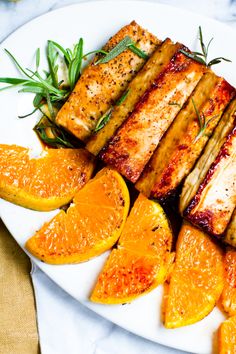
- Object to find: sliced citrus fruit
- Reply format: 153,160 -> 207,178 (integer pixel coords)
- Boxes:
221,248 -> 236,316
164,222 -> 224,328
0,144 -> 95,211
26,168 -> 130,264
91,193 -> 174,304
219,316 -> 236,354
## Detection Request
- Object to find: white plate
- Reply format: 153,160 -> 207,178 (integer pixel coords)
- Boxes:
0,1 -> 235,353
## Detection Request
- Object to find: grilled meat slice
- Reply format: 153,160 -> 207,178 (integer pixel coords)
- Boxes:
136,73 -> 235,199
56,21 -> 159,141
86,39 -> 182,155
180,99 -> 236,237
225,210 -> 236,247
100,49 -> 206,183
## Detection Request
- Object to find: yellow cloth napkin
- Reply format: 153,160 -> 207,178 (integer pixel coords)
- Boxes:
0,219 -> 39,354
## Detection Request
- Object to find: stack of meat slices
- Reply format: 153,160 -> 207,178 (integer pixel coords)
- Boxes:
55,21 -> 236,246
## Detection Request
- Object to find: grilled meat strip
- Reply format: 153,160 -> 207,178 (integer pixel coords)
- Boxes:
100,49 -> 205,183
56,21 -> 159,141
136,72 -> 235,200
180,99 -> 236,237
86,38 -> 182,155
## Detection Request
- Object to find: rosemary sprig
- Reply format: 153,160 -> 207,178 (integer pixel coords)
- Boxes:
94,108 -> 113,132
180,26 -> 231,67
94,89 -> 130,132
34,115 -> 79,148
95,36 -> 148,64
192,98 -> 218,143
116,89 -> 130,106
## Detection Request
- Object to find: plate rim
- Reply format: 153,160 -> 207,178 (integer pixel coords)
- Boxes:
0,1 -> 234,353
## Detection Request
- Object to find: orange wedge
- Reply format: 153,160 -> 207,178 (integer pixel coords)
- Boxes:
164,222 -> 224,328
221,248 -> 236,316
91,193 -> 174,304
0,144 -> 95,211
219,316 -> 236,354
26,168 -> 130,264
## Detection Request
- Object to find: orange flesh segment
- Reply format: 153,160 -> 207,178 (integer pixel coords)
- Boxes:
91,193 -> 173,304
0,144 -> 95,210
221,248 -> 236,316
164,222 -> 224,328
219,316 -> 236,354
26,168 -> 130,264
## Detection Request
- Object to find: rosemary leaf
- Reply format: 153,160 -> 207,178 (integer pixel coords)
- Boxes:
47,41 -> 59,88
36,48 -> 40,71
34,115 -> 75,148
95,36 -> 133,64
94,108 -> 113,132
179,50 -> 206,65
128,44 -> 149,59
116,89 -> 130,106
18,107 -> 39,119
0,77 -> 29,85
192,98 -> 219,143
68,38 -> 83,90
4,49 -> 33,79
207,57 -> 232,67
180,26 -> 231,67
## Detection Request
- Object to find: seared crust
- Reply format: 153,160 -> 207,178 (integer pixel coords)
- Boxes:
86,39 -> 182,155
136,73 -> 235,199
56,21 -> 159,141
100,49 -> 205,182
225,210 -> 236,246
183,117 -> 236,237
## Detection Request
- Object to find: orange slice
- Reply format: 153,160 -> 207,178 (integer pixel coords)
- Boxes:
91,193 -> 173,304
164,222 -> 224,328
26,168 -> 130,264
221,248 -> 236,316
0,144 -> 95,211
219,316 -> 236,354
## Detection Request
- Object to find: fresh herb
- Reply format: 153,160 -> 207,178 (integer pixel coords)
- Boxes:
0,48 -> 69,106
94,108 -> 113,132
34,115 -> 78,148
128,44 -> 149,59
192,98 -> 218,143
116,89 -> 130,106
94,89 -> 130,132
95,36 -> 148,64
180,26 -> 231,67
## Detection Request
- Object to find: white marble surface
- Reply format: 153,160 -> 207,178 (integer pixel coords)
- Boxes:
1,0 -> 236,43
1,1 -> 236,354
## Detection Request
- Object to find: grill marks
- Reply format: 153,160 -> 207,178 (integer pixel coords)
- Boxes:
54,21 -> 236,244
99,50 -> 205,182
86,38 -> 182,156
56,21 -> 159,141
181,101 -> 236,237
136,73 -> 235,199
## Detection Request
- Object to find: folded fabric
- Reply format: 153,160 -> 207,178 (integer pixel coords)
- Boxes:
31,264 -> 185,354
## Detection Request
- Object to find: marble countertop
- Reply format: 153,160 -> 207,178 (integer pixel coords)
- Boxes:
1,0 -> 236,43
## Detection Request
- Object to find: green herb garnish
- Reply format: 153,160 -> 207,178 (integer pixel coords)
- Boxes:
94,89 -> 130,132
192,98 -> 218,143
34,115 -> 78,148
116,89 -> 130,106
180,26 -> 231,67
95,36 -> 148,64
94,108 -> 113,132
